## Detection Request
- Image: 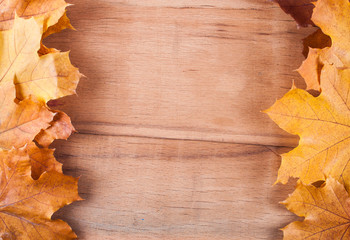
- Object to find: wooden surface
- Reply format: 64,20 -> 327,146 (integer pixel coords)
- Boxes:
44,0 -> 317,239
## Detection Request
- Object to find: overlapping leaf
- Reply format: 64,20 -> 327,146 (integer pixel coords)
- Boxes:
299,0 -> 350,92
0,16 -> 79,150
265,0 -> 350,192
0,0 -> 69,32
0,2 -> 82,239
282,178 -> 350,239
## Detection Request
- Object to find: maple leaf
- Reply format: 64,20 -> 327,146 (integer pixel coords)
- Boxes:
265,63 -> 350,190
0,0 -> 69,32
282,178 -> 350,239
274,0 -> 315,27
0,147 -> 80,239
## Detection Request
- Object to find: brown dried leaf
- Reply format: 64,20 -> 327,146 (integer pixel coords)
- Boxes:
274,0 -> 315,27
35,111 -> 75,148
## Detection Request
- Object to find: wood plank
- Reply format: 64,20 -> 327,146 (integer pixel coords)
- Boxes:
40,0 -> 316,239
53,134 -> 297,240
46,0 -> 315,147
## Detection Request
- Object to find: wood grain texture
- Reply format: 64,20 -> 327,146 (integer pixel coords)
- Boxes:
44,0 -> 317,239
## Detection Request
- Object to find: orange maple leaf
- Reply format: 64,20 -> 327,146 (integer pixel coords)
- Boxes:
265,64 -> 350,190
0,147 -> 81,239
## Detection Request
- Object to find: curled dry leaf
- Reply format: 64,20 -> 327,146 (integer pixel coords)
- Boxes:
0,147 -> 80,239
282,178 -> 350,239
35,111 -> 76,148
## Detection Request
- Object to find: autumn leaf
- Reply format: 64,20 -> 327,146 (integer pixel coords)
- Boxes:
274,0 -> 315,27
35,111 -> 75,148
0,0 -> 69,32
265,63 -> 350,190
0,147 -> 80,239
0,2 -> 81,239
282,178 -> 350,239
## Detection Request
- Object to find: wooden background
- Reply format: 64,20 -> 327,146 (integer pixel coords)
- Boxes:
45,0 -> 317,239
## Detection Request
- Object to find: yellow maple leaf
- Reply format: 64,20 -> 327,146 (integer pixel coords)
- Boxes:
265,64 -> 350,189
282,178 -> 350,239
0,147 -> 80,239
